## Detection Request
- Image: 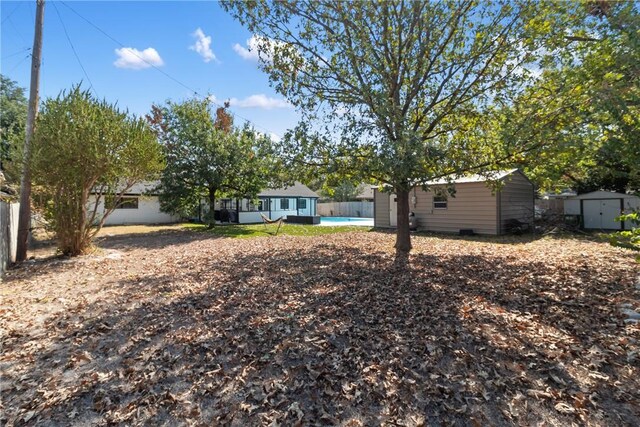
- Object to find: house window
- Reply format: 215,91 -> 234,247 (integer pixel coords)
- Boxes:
299,198 -> 307,209
433,191 -> 447,209
107,196 -> 138,209
280,198 -> 289,210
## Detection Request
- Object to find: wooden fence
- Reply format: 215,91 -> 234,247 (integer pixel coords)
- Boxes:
317,201 -> 374,218
1,201 -> 20,278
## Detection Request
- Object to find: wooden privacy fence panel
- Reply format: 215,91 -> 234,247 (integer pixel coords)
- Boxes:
1,201 -> 20,277
317,201 -> 373,218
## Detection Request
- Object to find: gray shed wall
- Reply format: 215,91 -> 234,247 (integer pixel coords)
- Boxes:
498,171 -> 535,233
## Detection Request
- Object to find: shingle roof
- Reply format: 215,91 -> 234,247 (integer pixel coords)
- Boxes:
258,182 -> 319,198
89,181 -> 160,195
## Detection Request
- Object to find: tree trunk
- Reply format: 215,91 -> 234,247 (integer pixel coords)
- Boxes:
208,187 -> 216,228
394,188 -> 412,256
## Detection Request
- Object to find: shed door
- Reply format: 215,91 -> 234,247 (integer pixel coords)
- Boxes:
389,194 -> 397,227
583,199 -> 621,230
601,199 -> 621,229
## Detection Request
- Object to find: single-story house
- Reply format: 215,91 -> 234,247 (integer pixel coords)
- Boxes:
209,182 -> 320,224
91,181 -> 320,226
88,182 -> 180,226
374,169 -> 534,235
564,191 -> 640,230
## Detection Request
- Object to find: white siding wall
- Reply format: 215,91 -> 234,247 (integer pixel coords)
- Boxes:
238,212 -> 264,224
297,198 -> 315,216
270,197 -> 295,211
565,193 -> 640,215
624,197 -> 640,212
499,171 -> 534,233
270,210 -> 298,220
88,195 -> 179,225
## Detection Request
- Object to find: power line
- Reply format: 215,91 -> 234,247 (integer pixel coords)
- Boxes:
2,47 -> 31,61
53,2 -> 97,95
61,1 -> 199,96
59,1 -> 283,140
5,15 -> 29,46
1,2 -> 21,25
7,54 -> 32,74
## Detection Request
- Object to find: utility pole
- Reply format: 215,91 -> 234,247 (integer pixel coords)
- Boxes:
16,0 -> 45,262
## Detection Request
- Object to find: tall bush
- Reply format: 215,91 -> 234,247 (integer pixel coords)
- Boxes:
32,86 -> 163,255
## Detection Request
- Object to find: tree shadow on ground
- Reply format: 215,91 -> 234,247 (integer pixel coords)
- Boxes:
95,228 -> 232,251
2,241 -> 638,426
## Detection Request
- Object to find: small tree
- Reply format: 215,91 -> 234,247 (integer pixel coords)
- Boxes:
321,181 -> 366,202
510,1 -> 640,193
151,98 -> 275,226
32,86 -> 163,255
0,75 -> 28,185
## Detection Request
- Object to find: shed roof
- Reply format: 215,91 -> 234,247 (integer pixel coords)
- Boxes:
426,169 -> 520,185
258,182 -> 319,198
570,190 -> 640,200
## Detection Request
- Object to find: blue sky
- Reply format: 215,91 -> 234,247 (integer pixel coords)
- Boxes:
1,0 -> 299,139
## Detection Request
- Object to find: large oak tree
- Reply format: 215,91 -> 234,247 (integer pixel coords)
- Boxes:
0,75 -> 27,185
223,0 -> 565,256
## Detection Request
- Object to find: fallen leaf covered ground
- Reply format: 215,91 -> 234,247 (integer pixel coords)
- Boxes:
1,229 -> 639,426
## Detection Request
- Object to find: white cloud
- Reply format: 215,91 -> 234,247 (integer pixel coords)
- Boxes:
269,133 -> 282,143
233,35 -> 261,61
228,94 -> 292,110
254,131 -> 283,143
114,47 -> 163,70
233,35 -> 282,63
190,28 -> 217,63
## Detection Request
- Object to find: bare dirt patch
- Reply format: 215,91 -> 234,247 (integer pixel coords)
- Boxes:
1,231 -> 639,426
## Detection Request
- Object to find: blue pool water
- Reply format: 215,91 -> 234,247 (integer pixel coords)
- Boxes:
319,216 -> 374,226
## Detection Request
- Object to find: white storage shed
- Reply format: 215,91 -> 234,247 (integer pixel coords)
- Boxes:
564,191 -> 640,230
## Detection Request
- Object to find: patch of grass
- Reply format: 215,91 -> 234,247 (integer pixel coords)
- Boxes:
183,222 -> 371,238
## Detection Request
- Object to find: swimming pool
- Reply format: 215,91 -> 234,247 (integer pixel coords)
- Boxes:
319,216 -> 374,226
